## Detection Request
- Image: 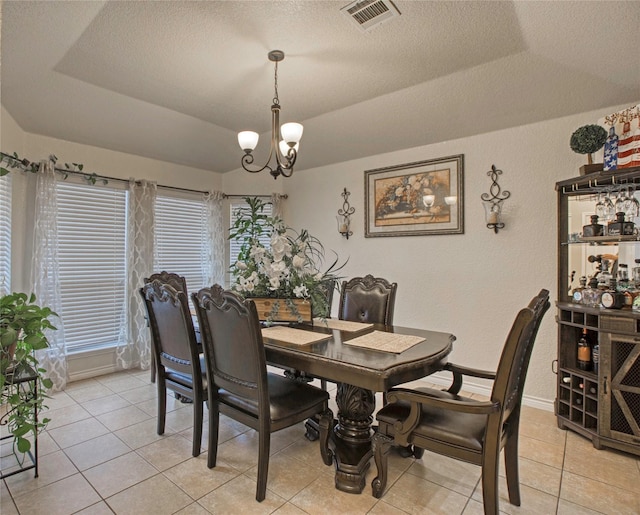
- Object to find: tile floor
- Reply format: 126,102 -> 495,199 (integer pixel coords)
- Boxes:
1,368 -> 640,514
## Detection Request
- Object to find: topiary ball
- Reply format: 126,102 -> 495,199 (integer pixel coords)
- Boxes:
570,124 -> 607,155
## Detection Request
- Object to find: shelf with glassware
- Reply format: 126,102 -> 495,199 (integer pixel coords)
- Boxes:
556,165 -> 640,457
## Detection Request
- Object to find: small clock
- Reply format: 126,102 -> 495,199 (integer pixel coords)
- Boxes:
601,291 -> 625,309
572,290 -> 583,303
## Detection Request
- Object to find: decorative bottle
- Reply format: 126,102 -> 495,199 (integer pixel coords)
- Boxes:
577,328 -> 591,371
572,276 -> 587,304
604,125 -> 619,171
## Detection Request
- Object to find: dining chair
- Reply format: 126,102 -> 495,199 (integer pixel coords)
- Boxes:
139,280 -> 206,457
338,274 -> 398,405
338,274 -> 397,325
370,289 -> 550,514
144,272 -> 189,384
191,285 -> 331,502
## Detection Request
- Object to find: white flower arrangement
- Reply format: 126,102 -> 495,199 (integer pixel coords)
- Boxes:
229,197 -> 345,322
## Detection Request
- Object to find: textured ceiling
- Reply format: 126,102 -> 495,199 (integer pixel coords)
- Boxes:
1,1 -> 639,174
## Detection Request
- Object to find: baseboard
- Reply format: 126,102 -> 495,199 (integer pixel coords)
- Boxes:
66,347 -> 119,383
69,364 -> 118,382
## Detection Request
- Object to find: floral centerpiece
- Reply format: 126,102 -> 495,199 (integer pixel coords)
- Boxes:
229,197 -> 346,324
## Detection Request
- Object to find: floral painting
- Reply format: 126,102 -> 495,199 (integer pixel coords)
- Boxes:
365,155 -> 464,237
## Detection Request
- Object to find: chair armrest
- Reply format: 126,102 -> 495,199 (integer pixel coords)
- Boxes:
442,362 -> 496,394
385,387 -> 500,447
387,387 -> 500,415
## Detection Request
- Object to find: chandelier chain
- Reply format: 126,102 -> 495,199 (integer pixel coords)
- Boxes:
273,61 -> 280,107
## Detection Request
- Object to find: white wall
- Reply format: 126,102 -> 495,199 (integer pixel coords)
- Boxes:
226,101 -> 637,406
4,101 -> 638,403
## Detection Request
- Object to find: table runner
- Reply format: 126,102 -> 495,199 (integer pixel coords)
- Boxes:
312,318 -> 374,332
261,326 -> 332,345
344,330 -> 425,353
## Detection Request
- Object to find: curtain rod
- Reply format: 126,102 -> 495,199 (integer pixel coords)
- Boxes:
0,151 -> 286,199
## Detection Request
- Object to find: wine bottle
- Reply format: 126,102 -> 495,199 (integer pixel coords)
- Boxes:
577,328 -> 591,371
592,341 -> 599,375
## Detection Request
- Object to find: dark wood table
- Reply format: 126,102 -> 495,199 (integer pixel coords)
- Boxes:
262,322 -> 454,494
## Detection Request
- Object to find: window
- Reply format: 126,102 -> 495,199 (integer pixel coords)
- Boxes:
229,200 -> 273,267
0,173 -> 11,294
155,193 -> 207,293
56,181 -> 127,353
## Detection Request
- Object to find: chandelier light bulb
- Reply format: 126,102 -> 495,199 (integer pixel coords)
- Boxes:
238,131 -> 259,153
279,140 -> 299,156
281,122 -> 304,144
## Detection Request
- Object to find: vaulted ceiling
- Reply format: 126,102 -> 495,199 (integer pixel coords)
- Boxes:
2,1 -> 639,173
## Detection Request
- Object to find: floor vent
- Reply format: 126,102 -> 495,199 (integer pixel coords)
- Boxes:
341,0 -> 401,32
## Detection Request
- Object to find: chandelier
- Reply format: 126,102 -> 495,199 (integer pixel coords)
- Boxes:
237,50 -> 303,179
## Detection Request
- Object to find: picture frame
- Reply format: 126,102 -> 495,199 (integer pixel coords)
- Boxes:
364,154 -> 464,237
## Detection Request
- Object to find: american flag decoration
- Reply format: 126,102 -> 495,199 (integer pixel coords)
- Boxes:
600,105 -> 640,171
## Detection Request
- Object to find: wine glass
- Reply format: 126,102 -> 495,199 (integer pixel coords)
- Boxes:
602,192 -> 615,222
615,188 -> 627,215
624,186 -> 640,221
595,192 -> 607,221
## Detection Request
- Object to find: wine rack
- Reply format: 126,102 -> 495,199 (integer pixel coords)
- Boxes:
557,302 -> 640,456
556,167 -> 640,457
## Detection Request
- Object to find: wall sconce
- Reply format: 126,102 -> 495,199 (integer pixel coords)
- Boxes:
481,164 -> 510,233
337,187 -> 355,239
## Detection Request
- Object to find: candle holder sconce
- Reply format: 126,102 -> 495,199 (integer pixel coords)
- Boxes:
481,165 -> 510,233
337,187 -> 355,239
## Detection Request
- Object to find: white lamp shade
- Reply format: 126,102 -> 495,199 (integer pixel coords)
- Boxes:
280,122 -> 303,144
279,140 -> 299,156
423,195 -> 435,208
444,196 -> 457,205
238,131 -> 259,152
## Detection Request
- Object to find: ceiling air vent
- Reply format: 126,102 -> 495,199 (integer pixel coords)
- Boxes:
341,0 -> 401,32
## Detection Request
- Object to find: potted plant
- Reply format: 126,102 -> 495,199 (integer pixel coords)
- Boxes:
229,197 -> 346,324
0,292 -> 56,457
570,124 -> 607,175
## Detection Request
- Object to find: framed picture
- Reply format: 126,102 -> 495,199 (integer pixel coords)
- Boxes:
365,154 -> 464,237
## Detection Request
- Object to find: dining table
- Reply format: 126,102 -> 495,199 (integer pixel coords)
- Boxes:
260,318 -> 455,494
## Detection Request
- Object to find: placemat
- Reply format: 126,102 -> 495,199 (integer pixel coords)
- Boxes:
344,330 -> 425,353
261,326 -> 332,346
312,318 -> 374,332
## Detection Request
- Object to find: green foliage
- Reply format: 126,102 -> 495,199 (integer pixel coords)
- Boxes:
570,125 -> 607,155
229,197 -> 346,323
0,292 -> 57,459
0,151 -> 106,184
0,151 -> 40,175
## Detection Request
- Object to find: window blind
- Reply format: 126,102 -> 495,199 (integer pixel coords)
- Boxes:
0,173 -> 11,294
155,194 -> 207,293
56,181 -> 127,353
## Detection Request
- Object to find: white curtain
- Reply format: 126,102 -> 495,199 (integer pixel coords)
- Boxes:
203,190 -> 225,288
271,193 -> 285,219
31,160 -> 67,391
116,179 -> 156,370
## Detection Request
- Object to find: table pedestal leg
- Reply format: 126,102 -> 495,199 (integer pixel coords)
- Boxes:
329,383 -> 376,493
